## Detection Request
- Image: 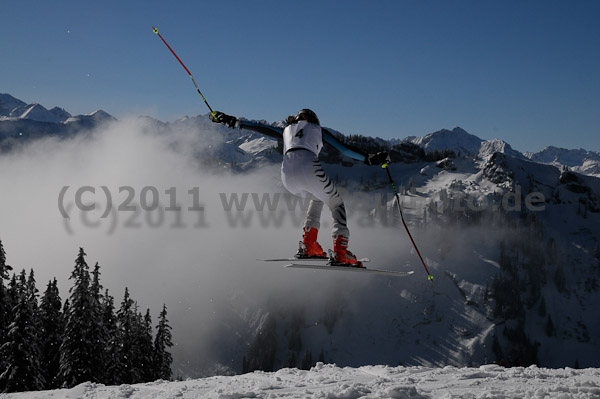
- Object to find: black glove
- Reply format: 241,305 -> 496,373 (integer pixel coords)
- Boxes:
365,151 -> 391,166
210,111 -> 237,128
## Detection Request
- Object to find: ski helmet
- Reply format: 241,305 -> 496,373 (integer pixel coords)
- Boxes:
295,109 -> 320,125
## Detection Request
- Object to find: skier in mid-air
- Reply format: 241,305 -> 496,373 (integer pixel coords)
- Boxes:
211,109 -> 390,267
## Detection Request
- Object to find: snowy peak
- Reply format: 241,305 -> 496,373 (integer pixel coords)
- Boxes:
0,93 -> 114,124
403,128 -> 523,160
409,127 -> 483,155
0,94 -> 117,152
0,93 -> 26,115
1,92 -> 599,177
478,138 -> 524,159
49,106 -> 72,121
527,145 -> 600,166
526,146 -> 600,177
65,110 -> 116,124
9,103 -> 71,123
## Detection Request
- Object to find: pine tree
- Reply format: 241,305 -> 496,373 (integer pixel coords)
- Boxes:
153,304 -> 173,381
62,298 -> 70,320
117,287 -> 138,384
6,274 -> 18,315
0,269 -> 45,392
88,263 -> 108,382
59,248 -> 97,387
0,239 -> 12,385
138,309 -> 155,382
25,269 -> 42,347
101,289 -> 123,385
26,269 -> 39,308
129,304 -> 147,382
39,278 -> 64,389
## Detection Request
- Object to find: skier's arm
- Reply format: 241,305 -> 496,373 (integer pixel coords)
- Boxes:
322,128 -> 367,162
238,120 -> 283,140
210,111 -> 283,140
322,128 -> 390,165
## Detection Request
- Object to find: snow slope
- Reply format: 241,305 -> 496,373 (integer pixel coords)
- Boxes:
4,364 -> 600,398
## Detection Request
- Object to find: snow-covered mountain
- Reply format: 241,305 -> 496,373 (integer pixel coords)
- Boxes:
0,93 -> 27,115
6,103 -> 71,123
406,127 -> 483,155
0,94 -> 74,123
525,146 -> 600,177
121,113 -> 598,375
2,93 -> 600,381
478,138 -> 524,159
2,93 -> 599,177
398,127 -> 599,178
0,93 -> 115,151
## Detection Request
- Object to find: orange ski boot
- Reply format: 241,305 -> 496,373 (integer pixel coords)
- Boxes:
296,227 -> 327,259
332,235 -> 364,267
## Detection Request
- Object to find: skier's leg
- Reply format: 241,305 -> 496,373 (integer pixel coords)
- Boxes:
282,151 -> 355,259
302,161 -> 349,239
304,199 -> 324,231
282,152 -> 326,257
296,157 -> 361,265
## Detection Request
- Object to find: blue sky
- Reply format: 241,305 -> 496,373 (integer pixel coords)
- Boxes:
1,0 -> 599,152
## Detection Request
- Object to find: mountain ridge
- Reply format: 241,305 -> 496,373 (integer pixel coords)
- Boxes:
1,93 -> 598,176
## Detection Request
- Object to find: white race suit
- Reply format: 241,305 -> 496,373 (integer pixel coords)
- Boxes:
234,118 -> 367,239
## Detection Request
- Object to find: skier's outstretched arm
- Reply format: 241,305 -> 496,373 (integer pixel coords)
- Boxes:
238,120 -> 283,140
322,128 -> 390,165
210,111 -> 283,140
321,128 -> 367,162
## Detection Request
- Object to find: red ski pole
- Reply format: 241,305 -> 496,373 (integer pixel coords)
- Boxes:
382,163 -> 433,281
152,27 -> 216,117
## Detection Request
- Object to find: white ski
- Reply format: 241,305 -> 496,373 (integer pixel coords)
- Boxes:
284,263 -> 414,277
262,257 -> 370,263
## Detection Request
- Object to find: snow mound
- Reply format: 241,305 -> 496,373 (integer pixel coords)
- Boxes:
7,365 -> 600,398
